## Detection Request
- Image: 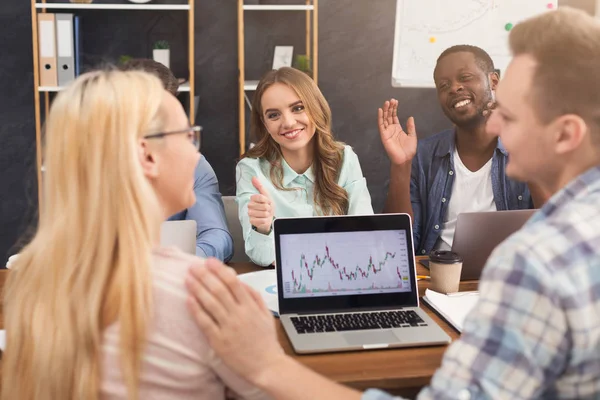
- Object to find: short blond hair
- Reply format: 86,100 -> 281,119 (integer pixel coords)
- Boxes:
509,7 -> 600,132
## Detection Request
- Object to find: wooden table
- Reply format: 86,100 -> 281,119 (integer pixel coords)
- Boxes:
230,259 -> 478,397
0,259 -> 477,397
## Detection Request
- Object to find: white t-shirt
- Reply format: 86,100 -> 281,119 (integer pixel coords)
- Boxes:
437,149 -> 497,250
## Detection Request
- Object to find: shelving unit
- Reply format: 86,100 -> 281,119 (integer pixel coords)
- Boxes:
30,0 -> 195,211
237,0 -> 318,156
34,3 -> 190,10
38,82 -> 191,92
243,5 -> 314,10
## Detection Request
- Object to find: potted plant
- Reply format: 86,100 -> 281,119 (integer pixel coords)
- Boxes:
153,40 -> 170,69
293,54 -> 312,76
119,55 -> 133,65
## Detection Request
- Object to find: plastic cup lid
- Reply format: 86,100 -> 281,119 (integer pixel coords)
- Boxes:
429,250 -> 463,264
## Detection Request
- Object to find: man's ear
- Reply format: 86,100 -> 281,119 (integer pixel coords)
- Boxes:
553,114 -> 588,155
489,71 -> 500,90
138,139 -> 159,179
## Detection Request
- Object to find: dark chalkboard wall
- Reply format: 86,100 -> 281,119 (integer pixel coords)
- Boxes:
0,0 -> 38,263
0,0 -> 590,262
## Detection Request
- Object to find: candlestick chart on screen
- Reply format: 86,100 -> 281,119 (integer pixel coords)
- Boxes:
280,230 -> 412,298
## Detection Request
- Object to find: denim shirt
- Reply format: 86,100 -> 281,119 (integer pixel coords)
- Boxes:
168,155 -> 233,262
411,129 -> 532,255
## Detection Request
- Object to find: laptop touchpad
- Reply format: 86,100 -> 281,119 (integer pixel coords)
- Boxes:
343,330 -> 398,346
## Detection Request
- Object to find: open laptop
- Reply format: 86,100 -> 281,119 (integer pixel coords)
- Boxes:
274,214 -> 451,354
450,209 -> 536,280
160,220 -> 197,255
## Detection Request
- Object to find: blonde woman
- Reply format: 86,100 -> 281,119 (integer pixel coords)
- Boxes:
1,70 -> 267,400
237,67 -> 374,266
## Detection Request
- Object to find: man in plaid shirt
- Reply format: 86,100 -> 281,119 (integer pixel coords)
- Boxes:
185,7 -> 600,400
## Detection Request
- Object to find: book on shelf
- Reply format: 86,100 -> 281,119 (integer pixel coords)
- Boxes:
37,12 -> 83,88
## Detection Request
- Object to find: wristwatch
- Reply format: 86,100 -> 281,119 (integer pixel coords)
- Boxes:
252,224 -> 273,235
252,217 -> 275,235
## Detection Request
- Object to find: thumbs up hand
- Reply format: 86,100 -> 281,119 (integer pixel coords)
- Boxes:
248,177 -> 275,235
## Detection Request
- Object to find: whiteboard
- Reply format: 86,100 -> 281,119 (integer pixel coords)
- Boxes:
391,0 -> 558,87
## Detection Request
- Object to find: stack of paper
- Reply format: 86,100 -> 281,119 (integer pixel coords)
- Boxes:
422,289 -> 479,332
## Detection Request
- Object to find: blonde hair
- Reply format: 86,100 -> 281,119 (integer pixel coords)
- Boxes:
2,70 -> 167,399
244,67 -> 349,215
510,7 -> 600,134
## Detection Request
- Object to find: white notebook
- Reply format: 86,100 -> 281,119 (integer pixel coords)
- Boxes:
422,289 -> 479,332
237,270 -> 279,317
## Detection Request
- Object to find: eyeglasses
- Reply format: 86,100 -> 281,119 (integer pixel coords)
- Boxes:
143,125 -> 202,150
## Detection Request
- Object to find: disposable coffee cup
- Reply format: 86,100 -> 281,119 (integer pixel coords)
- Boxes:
428,250 -> 463,294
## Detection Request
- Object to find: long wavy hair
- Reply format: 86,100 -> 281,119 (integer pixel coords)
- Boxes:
1,70 -> 166,400
244,67 -> 348,215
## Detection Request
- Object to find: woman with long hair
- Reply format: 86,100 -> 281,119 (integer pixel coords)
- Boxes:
1,70 -> 266,400
237,67 -> 373,266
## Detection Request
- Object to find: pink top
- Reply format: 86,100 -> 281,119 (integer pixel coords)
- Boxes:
100,247 -> 269,400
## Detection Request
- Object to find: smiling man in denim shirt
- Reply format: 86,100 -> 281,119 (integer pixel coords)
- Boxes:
378,45 -> 543,256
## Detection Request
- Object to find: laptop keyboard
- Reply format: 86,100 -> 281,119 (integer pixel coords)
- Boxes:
290,310 -> 428,334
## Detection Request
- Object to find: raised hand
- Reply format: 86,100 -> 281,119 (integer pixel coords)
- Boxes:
377,98 -> 418,166
248,177 -> 274,235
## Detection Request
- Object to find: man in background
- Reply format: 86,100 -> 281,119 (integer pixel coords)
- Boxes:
378,45 -> 543,256
121,59 -> 233,261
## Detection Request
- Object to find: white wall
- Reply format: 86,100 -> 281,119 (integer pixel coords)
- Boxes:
558,0 -> 596,14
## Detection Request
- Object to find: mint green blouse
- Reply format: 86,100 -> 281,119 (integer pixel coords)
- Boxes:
235,145 -> 374,266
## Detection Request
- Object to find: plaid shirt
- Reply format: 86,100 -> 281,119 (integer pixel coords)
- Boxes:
364,165 -> 600,400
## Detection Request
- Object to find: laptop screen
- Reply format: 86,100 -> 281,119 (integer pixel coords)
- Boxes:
274,214 -> 419,314
279,230 -> 412,299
